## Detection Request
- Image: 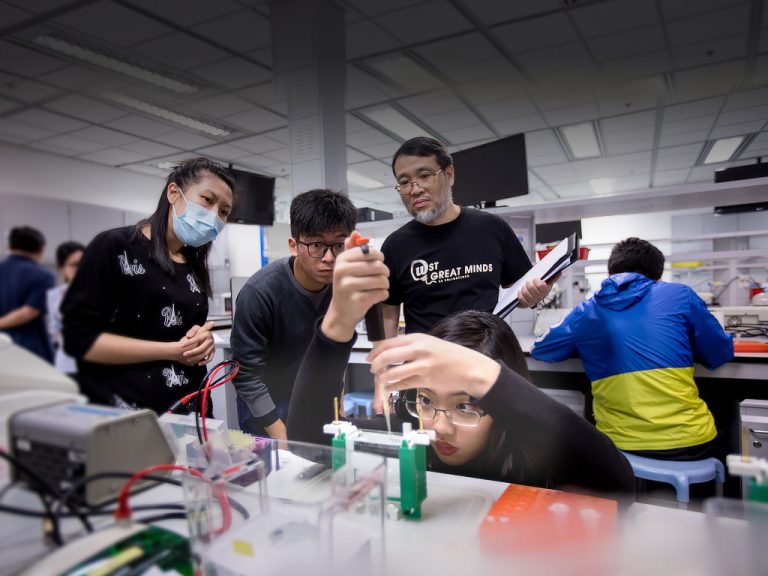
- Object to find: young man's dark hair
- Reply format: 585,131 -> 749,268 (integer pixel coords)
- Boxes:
289,189 -> 356,238
391,136 -> 453,172
9,226 -> 45,254
55,241 -> 86,268
607,237 -> 665,281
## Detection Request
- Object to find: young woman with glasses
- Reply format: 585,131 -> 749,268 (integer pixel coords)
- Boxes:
287,235 -> 635,497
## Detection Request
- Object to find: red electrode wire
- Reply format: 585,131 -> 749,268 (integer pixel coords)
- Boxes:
200,361 -> 238,443
168,360 -> 239,414
114,463 -> 232,536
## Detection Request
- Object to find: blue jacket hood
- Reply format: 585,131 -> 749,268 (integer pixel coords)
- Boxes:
595,272 -> 655,311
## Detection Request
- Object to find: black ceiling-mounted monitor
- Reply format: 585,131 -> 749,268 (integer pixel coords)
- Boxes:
227,167 -> 275,226
451,133 -> 529,208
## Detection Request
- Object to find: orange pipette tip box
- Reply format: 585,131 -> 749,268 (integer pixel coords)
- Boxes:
479,484 -> 617,554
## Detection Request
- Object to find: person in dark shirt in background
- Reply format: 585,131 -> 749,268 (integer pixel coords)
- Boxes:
47,241 -> 85,378
0,226 -> 55,362
62,158 -> 234,413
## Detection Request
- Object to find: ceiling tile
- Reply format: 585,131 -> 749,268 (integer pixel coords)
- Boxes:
587,26 -> 666,62
374,1 -> 473,44
354,142 -> 400,159
236,154 -> 280,170
0,96 -> 21,114
347,147 -> 371,163
105,114 -> 177,138
659,128 -> 711,147
440,124 -> 496,144
261,147 -> 291,163
476,95 -> 539,121
602,131 -> 654,155
0,2 -> 31,27
151,129 -> 217,149
491,114 -> 547,134
35,65 -> 125,91
191,9 -> 270,52
491,13 -> 579,54
79,147 -> 148,166
414,33 -> 498,72
223,107 -> 286,133
263,127 -> 288,144
671,61 -> 745,102
421,107 -> 482,132
186,94 -> 257,118
398,90 -> 465,117
570,0 -> 659,37
346,20 -> 402,59
534,162 -> 580,185
664,98 -> 724,121
121,0 -> 243,27
459,76 -> 528,106
594,78 -> 665,117
0,118 -> 57,141
662,117 -> 717,137
26,140 -> 80,157
600,51 -> 671,81
672,35 -> 747,68
708,120 -> 763,140
461,0 -> 561,25
69,126 -> 139,146
600,110 -> 656,133
525,130 -> 568,166
687,165 -> 720,182
346,129 -> 400,150
122,163 -> 169,177
4,0 -> 75,12
715,104 -> 768,127
655,143 -> 704,171
196,143 -> 255,161
8,108 -> 89,132
54,1 -> 171,46
665,4 -> 749,47
192,57 -> 272,89
120,140 -> 182,157
516,42 -> 593,75
133,33 -> 229,70
0,41 -> 67,76
228,134 -> 285,154
441,57 -> 521,85
660,0 -> 747,20
348,0 -> 429,17
44,134 -> 107,154
553,183 -> 593,197
724,86 -> 768,110
0,72 -> 60,103
653,168 -> 690,187
612,173 -> 650,192
44,95 -> 127,123
236,83 -> 285,107
542,103 -> 599,126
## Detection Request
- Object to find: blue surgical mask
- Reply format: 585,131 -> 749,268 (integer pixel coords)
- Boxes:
172,190 -> 225,247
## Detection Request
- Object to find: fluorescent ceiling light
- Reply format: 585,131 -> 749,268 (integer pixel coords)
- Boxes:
34,35 -> 197,94
589,178 -> 614,195
367,55 -> 438,90
361,106 -> 430,141
105,93 -> 230,137
560,122 -> 601,159
704,136 -> 744,164
347,170 -> 384,189
154,161 -> 178,170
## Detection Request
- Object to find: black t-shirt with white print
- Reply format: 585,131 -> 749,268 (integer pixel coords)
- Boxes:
381,208 -> 532,334
62,226 -> 208,413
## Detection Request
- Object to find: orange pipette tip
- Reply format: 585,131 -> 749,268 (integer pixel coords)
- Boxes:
350,231 -> 370,246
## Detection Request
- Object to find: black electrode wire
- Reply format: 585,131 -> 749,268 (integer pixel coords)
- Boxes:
0,449 -> 90,542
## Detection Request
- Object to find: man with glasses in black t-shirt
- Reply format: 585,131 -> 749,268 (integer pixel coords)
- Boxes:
231,189 -> 356,439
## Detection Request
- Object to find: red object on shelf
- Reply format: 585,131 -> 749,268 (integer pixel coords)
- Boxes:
733,341 -> 768,353
535,246 -> 590,261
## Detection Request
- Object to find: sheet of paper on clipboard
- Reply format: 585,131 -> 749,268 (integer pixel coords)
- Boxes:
494,233 -> 579,319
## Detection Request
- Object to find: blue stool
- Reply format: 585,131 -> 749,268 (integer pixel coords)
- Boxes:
343,392 -> 374,418
622,452 -> 725,508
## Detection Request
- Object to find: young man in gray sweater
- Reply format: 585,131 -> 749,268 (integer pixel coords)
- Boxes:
230,189 -> 356,439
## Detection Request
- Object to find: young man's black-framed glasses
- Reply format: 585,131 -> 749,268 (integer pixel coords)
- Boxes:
296,240 -> 346,258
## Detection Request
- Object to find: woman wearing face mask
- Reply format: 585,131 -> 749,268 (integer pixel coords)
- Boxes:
287,235 -> 635,497
62,158 -> 234,413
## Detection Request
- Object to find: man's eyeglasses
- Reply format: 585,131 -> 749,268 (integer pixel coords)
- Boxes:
395,169 -> 442,194
296,240 -> 345,258
404,396 -> 485,427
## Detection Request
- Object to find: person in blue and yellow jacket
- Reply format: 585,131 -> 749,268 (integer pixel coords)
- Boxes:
531,237 -> 734,460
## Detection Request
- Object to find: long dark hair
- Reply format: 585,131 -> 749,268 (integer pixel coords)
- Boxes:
137,158 -> 234,297
415,310 -> 538,482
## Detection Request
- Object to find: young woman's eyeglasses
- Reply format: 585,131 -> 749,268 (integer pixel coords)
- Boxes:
395,169 -> 442,194
296,240 -> 345,258
404,395 -> 485,427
